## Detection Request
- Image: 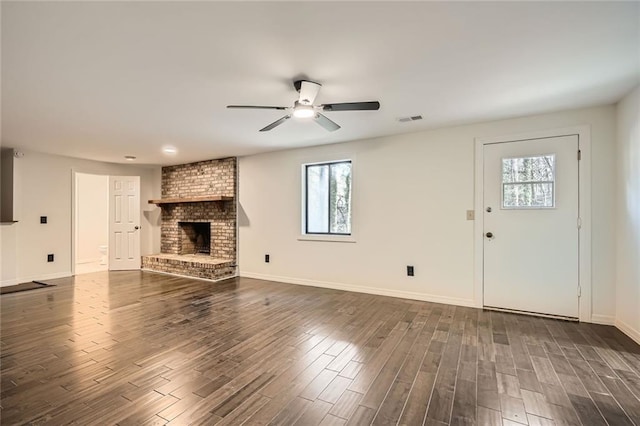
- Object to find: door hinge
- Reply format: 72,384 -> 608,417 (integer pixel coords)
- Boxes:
577,217 -> 582,229
578,286 -> 582,297
578,150 -> 582,160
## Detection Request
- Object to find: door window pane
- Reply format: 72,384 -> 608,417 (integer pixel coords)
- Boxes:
502,155 -> 555,208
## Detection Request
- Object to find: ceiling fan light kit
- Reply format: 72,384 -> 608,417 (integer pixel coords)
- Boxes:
292,102 -> 315,118
227,79 -> 380,132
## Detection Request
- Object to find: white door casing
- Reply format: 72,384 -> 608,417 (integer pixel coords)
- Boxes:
109,176 -> 141,270
483,135 -> 579,318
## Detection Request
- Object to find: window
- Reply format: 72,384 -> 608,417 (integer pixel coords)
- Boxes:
502,154 -> 555,208
305,160 -> 352,235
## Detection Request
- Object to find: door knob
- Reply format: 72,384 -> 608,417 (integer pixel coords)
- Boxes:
134,226 -> 140,230
485,232 -> 493,238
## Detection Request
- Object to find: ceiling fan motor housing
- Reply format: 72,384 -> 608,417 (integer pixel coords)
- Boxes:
294,80 -> 322,105
294,79 -> 318,92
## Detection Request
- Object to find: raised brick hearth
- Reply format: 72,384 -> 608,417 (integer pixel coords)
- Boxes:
142,157 -> 237,281
142,254 -> 235,281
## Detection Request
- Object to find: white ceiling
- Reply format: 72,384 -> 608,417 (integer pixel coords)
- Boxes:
2,1 -> 639,166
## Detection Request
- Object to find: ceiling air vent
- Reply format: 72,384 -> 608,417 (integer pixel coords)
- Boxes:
397,115 -> 423,123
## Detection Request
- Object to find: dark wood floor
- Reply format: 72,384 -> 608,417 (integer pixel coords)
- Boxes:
1,272 -> 640,425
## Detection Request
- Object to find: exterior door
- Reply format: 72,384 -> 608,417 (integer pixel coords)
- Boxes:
109,176 -> 141,270
483,135 -> 579,318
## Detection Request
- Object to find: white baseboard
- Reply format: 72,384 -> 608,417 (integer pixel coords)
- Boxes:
0,271 -> 72,287
239,271 -> 476,308
615,318 -> 640,346
1,278 -> 20,287
141,268 -> 238,284
590,314 -> 615,325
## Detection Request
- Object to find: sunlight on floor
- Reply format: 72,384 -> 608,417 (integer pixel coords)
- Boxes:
75,260 -> 108,275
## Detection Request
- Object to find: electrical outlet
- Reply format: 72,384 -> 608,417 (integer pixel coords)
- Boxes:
466,210 -> 475,220
47,254 -> 54,262
40,216 -> 47,224
407,265 -> 414,276
265,254 -> 270,263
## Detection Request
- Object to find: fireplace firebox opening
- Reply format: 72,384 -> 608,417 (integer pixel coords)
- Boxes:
179,222 -> 211,255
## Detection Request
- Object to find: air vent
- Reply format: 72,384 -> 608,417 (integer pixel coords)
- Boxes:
397,115 -> 423,123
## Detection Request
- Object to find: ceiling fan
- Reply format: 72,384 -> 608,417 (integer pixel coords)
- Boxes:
227,80 -> 380,132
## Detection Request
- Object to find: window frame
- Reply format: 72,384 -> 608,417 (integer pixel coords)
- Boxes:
298,157 -> 356,243
303,159 -> 352,236
500,153 -> 557,210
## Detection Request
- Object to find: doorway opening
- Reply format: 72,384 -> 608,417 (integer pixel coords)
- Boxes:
74,173 -> 109,274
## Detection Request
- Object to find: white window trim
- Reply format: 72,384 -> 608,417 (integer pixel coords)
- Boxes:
299,155 -> 356,243
501,153 -> 557,209
297,234 -> 356,243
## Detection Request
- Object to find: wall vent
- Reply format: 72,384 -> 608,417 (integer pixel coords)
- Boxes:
397,115 -> 423,123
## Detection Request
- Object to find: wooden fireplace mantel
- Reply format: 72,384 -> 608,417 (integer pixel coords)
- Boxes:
148,195 -> 234,206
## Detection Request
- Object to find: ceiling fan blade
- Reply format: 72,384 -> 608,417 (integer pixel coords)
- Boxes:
314,113 -> 341,132
227,105 -> 288,110
322,101 -> 380,112
259,115 -> 291,132
298,80 -> 321,105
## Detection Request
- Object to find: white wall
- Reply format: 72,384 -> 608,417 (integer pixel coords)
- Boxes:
239,105 -> 617,321
0,150 -> 161,286
615,86 -> 640,343
75,173 -> 108,263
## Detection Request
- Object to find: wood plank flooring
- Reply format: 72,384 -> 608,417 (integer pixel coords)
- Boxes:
1,271 -> 640,425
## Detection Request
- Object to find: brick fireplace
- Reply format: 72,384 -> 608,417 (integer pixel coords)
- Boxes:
142,157 -> 237,281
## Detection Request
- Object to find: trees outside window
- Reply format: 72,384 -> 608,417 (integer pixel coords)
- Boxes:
502,155 -> 555,208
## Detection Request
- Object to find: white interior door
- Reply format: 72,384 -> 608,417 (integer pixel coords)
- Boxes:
483,135 -> 579,318
109,176 -> 141,270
